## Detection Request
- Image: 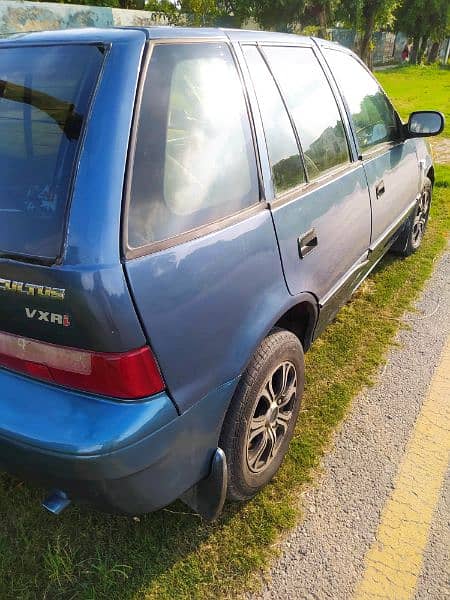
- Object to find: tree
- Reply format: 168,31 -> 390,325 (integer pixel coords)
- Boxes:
216,0 -> 253,26
338,0 -> 399,65
239,0 -> 337,36
179,0 -> 219,25
242,0 -> 300,32
395,0 -> 449,64
303,0 -> 336,38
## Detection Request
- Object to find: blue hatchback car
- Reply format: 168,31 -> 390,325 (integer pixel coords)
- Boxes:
0,27 -> 444,519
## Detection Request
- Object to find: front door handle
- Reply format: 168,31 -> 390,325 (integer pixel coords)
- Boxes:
298,228 -> 318,259
375,179 -> 385,198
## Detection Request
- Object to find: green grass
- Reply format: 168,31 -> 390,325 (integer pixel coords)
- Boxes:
1,66 -> 449,600
377,64 -> 450,136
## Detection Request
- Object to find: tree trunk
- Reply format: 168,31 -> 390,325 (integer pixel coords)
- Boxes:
417,37 -> 427,64
410,36 -> 421,64
428,41 -> 440,63
417,36 -> 428,65
317,6 -> 327,39
360,10 -> 375,66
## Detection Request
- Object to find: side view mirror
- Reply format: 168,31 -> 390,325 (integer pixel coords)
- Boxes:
406,111 -> 445,138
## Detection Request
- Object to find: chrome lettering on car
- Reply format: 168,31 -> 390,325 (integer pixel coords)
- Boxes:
25,307 -> 71,327
0,277 -> 65,300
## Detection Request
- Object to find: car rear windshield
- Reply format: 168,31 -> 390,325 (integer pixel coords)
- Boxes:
0,44 -> 104,262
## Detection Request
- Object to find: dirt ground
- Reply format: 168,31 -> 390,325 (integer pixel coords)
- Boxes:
431,138 -> 450,164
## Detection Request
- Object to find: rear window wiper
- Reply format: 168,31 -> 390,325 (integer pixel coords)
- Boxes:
0,79 -> 83,140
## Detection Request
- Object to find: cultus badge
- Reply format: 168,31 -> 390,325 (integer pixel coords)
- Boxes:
0,277 -> 65,301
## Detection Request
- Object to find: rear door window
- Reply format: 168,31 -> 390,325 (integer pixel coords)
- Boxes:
263,46 -> 350,180
128,42 -> 259,250
243,45 -> 305,196
0,44 -> 104,261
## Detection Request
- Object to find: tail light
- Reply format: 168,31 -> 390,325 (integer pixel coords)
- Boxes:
0,330 -> 165,400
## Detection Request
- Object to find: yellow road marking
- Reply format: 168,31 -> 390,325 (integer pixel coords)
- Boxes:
355,335 -> 450,600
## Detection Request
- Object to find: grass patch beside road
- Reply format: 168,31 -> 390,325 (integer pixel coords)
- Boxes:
0,67 -> 449,600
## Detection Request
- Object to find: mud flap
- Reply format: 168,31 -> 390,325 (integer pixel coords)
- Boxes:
181,447 -> 227,521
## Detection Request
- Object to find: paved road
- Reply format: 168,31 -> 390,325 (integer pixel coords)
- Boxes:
252,249 -> 450,600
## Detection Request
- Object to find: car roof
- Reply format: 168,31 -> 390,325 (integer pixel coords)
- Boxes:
143,26 -> 313,45
0,26 -> 314,46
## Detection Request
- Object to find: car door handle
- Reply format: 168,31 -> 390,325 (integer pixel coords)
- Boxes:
375,180 -> 385,198
298,228 -> 318,259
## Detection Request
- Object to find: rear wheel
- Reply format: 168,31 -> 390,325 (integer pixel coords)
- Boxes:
392,177 -> 432,256
220,329 -> 304,502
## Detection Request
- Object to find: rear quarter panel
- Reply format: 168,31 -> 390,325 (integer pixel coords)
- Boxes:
125,210 -> 311,413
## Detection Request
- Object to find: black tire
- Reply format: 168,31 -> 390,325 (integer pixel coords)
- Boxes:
391,177 -> 432,257
219,328 -> 305,502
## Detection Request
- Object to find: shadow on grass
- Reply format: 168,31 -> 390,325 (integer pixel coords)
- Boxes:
0,471 -> 249,599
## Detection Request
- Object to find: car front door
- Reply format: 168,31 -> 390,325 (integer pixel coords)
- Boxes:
241,43 -> 372,321
322,47 -> 420,258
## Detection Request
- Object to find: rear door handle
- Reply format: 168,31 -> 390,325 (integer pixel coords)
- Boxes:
298,228 -> 318,259
375,180 -> 385,198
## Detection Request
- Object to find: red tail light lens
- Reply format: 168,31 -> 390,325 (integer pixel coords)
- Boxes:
0,331 -> 165,399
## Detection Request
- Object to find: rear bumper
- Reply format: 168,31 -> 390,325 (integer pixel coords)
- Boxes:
0,368 -> 238,514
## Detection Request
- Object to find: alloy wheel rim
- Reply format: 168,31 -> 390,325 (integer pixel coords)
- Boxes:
412,189 -> 430,248
246,361 -> 297,474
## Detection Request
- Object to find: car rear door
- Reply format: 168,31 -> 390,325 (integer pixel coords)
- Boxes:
241,42 -> 372,320
123,39 -> 290,413
322,47 -> 420,259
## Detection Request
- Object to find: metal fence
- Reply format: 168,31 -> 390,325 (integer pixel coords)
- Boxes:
329,28 -> 449,66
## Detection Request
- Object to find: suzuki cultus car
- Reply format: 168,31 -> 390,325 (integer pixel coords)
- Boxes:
0,27 -> 444,519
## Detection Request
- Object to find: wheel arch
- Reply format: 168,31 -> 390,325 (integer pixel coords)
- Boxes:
246,293 -> 319,373
216,293 -> 318,438
273,298 -> 318,352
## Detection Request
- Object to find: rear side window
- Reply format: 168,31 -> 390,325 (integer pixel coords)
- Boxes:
263,46 -> 350,180
0,44 -> 104,261
243,45 -> 305,196
324,50 -> 400,153
128,43 -> 259,249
